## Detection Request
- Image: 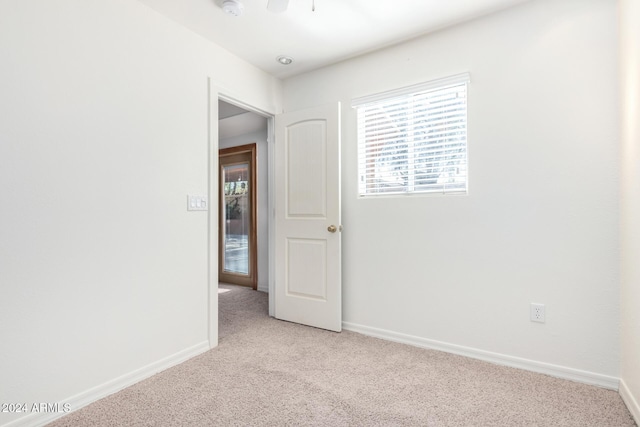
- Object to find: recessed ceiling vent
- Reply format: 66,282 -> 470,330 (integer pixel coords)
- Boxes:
276,55 -> 293,65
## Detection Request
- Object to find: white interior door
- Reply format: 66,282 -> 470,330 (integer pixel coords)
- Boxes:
274,103 -> 341,332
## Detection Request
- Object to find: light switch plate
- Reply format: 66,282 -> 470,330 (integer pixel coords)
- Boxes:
187,195 -> 208,211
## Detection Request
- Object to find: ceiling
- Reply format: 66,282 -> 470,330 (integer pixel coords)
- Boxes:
219,100 -> 250,120
219,100 -> 267,139
137,0 -> 531,79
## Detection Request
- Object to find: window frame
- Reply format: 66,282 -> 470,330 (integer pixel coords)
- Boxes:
352,73 -> 470,198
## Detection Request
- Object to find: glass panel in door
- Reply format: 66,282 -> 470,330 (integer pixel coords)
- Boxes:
222,163 -> 250,275
218,143 -> 257,289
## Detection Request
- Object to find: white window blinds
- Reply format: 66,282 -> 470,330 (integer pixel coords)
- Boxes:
353,73 -> 469,196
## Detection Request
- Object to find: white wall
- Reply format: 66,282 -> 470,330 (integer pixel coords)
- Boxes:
284,0 -> 620,383
620,0 -> 640,421
0,0 -> 281,425
220,128 -> 270,293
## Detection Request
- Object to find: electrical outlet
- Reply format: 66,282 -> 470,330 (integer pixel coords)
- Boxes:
530,303 -> 545,323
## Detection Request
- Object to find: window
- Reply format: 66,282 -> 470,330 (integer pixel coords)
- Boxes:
353,73 -> 469,196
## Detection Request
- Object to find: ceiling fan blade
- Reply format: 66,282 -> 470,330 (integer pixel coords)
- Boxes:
267,0 -> 289,13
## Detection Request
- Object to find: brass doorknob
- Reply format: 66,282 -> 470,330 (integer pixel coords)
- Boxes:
327,225 -> 337,233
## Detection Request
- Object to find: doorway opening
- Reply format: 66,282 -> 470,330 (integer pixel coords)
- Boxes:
217,99 -> 271,296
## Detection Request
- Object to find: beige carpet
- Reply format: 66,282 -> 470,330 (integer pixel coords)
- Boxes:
48,284 -> 636,426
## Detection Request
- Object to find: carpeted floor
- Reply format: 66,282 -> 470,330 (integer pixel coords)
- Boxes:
48,284 -> 636,426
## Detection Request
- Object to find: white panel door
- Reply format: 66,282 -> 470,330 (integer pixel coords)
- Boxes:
275,103 -> 341,332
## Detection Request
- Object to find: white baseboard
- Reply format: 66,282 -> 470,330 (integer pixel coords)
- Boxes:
342,321 -> 619,390
2,341 -> 210,427
620,378 -> 640,424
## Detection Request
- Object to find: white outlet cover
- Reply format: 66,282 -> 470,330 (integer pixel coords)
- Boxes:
530,303 -> 545,323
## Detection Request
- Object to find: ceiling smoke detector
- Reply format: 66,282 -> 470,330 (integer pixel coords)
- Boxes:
222,0 -> 244,17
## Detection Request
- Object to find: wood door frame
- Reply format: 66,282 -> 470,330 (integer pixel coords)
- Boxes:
218,143 -> 258,289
